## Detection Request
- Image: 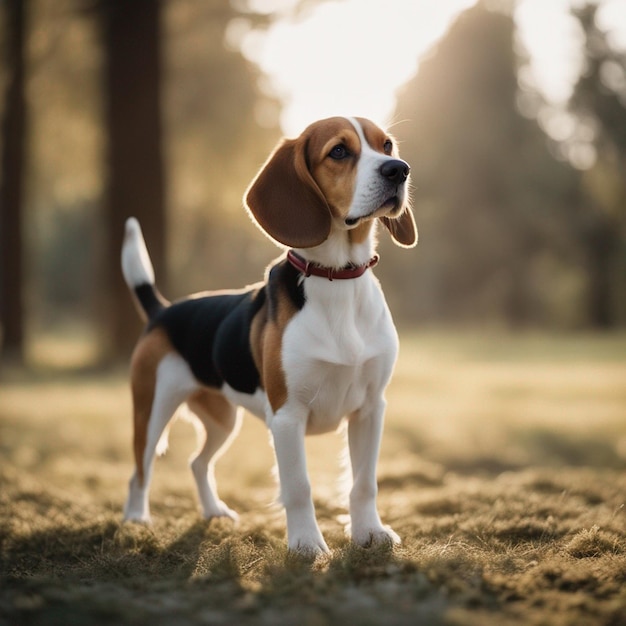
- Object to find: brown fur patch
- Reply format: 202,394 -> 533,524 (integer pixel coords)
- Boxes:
250,298 -> 268,388
129,328 -> 173,485
263,322 -> 288,413
262,281 -> 300,413
306,119 -> 359,221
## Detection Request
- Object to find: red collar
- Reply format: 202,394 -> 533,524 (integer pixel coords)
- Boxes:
287,250 -> 379,281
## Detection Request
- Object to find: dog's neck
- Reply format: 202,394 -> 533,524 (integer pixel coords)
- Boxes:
293,220 -> 378,271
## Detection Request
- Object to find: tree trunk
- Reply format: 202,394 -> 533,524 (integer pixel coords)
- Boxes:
586,219 -> 616,328
101,0 -> 166,362
0,0 -> 27,366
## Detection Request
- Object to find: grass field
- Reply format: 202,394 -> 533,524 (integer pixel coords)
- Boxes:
1,331 -> 626,625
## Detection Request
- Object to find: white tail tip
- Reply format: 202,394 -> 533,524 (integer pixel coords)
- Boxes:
121,217 -> 156,288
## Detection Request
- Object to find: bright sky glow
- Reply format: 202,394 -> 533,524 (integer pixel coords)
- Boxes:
515,0 -> 585,104
240,0 -> 626,136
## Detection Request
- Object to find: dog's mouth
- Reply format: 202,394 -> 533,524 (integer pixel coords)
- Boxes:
381,195 -> 401,213
345,196 -> 400,227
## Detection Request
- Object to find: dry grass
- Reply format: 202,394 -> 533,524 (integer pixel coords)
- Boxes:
1,331 -> 626,625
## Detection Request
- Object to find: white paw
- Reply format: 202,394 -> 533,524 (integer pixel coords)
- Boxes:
203,501 -> 239,523
288,532 -> 330,556
352,524 -> 401,548
123,510 -> 152,525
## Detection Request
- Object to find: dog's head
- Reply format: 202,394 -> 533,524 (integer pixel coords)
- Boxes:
245,117 -> 416,249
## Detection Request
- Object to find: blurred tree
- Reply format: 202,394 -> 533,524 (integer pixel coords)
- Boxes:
12,0 -> 280,367
163,0 -> 281,297
391,1 -> 580,327
101,0 -> 166,359
24,0 -> 103,345
0,0 -> 27,365
568,3 -> 626,327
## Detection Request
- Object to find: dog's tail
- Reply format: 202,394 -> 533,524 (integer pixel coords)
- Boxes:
121,217 -> 168,322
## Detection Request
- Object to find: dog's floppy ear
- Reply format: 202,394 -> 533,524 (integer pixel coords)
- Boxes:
380,208 -> 418,248
245,137 -> 331,248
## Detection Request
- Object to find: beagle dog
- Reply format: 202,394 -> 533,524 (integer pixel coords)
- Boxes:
121,116 -> 416,554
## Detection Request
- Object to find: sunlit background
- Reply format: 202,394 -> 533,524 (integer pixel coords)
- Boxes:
238,0 -> 626,134
1,0 -> 626,366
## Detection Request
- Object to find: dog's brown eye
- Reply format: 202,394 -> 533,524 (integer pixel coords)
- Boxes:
383,139 -> 393,155
329,144 -> 348,160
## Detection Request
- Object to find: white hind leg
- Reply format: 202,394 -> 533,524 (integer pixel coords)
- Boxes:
125,352 -> 199,523
187,390 -> 242,521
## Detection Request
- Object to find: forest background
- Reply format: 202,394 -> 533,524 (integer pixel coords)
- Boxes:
1,0 -> 625,367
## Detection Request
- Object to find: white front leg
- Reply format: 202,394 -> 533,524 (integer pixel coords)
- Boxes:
348,397 -> 400,546
270,404 -> 329,555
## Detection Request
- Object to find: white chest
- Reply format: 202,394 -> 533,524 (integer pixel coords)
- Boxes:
280,275 -> 398,434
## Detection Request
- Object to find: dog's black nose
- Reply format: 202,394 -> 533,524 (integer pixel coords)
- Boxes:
380,159 -> 410,184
